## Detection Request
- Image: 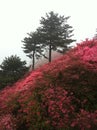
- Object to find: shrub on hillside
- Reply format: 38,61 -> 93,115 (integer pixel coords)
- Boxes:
0,39 -> 97,129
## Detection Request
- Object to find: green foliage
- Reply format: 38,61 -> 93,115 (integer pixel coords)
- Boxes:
22,31 -> 45,69
39,11 -> 76,61
22,11 -> 76,66
0,55 -> 28,89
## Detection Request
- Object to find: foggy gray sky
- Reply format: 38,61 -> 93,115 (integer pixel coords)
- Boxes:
0,0 -> 97,65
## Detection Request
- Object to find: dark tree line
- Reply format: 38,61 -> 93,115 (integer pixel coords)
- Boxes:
22,11 -> 76,70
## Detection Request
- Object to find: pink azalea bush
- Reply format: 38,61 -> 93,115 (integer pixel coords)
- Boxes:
0,114 -> 16,130
0,39 -> 97,129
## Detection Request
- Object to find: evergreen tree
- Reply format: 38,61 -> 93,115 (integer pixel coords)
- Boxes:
0,55 -> 28,89
39,11 -> 76,62
22,31 -> 44,70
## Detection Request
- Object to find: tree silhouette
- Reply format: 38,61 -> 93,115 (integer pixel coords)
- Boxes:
22,31 -> 44,70
0,55 -> 27,89
38,11 -> 76,62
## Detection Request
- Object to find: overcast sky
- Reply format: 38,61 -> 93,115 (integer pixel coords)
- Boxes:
0,0 -> 97,65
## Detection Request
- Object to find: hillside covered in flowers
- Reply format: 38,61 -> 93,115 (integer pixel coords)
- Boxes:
0,39 -> 97,130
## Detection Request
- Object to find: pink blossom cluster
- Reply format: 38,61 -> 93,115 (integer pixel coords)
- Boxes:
0,114 -> 16,130
42,87 -> 75,128
73,39 -> 97,72
71,109 -> 97,130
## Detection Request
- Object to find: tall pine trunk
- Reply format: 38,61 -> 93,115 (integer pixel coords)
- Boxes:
32,52 -> 35,70
30,52 -> 35,70
49,44 -> 52,62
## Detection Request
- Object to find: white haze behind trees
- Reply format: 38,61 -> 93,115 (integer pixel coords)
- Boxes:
34,50 -> 63,69
0,0 -> 97,66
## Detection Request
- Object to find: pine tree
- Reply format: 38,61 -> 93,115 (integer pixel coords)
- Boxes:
38,11 -> 76,62
22,31 -> 44,70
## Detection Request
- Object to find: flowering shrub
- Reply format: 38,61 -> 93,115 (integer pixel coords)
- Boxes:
71,109 -> 97,130
0,114 -> 16,130
40,87 -> 75,129
0,39 -> 97,129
